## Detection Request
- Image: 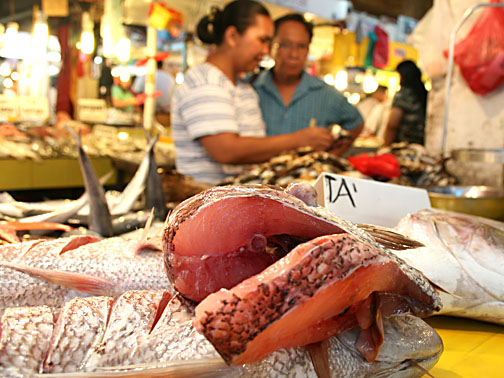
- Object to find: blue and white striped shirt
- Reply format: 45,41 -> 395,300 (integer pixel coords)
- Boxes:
253,70 -> 363,136
171,63 -> 265,184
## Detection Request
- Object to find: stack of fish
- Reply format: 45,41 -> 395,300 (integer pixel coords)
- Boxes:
219,147 -> 354,187
220,143 -> 457,189
0,183 -> 445,377
379,143 -> 457,187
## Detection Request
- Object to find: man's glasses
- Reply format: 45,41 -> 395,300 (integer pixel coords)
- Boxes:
273,42 -> 309,52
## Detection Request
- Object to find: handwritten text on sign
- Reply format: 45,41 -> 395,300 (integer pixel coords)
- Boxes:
0,95 -> 19,122
313,172 -> 431,227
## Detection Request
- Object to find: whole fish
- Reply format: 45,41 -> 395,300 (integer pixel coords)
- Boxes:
145,134 -> 168,221
0,290 -> 443,378
394,208 -> 504,325
67,126 -> 113,237
0,235 -> 171,316
163,183 -> 425,302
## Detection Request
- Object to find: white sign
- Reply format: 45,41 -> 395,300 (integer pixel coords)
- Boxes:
0,95 -> 18,122
18,96 -> 49,123
77,98 -> 107,123
313,172 -> 431,228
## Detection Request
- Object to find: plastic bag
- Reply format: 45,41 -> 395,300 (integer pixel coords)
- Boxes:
372,25 -> 389,69
445,0 -> 504,95
348,153 -> 401,179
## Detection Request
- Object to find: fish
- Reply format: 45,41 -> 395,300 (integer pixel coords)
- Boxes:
163,183 -> 426,302
0,234 -> 171,316
194,233 -> 441,366
144,134 -> 168,221
0,290 -> 443,378
67,126 -> 113,237
108,136 -> 157,216
394,208 -> 504,325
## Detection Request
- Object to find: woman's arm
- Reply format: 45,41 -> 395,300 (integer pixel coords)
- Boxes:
199,126 -> 333,164
383,107 -> 403,146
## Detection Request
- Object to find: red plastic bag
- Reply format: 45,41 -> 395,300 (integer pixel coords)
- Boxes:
348,153 -> 401,179
445,0 -> 504,95
372,25 -> 389,69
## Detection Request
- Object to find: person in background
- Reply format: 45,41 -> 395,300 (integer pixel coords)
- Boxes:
171,0 -> 333,185
98,58 -> 114,105
111,76 -> 139,112
133,60 -> 175,127
253,13 -> 364,156
357,85 -> 389,139
383,60 -> 427,146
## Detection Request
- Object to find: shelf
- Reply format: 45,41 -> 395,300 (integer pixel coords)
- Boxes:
451,148 -> 504,164
0,157 -> 117,191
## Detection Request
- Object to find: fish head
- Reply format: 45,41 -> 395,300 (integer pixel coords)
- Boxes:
332,315 -> 443,378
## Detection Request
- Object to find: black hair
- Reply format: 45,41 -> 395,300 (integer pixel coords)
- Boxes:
196,0 -> 270,45
396,60 -> 427,109
274,13 -> 313,43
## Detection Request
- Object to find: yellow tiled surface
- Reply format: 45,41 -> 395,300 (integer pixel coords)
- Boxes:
422,316 -> 504,378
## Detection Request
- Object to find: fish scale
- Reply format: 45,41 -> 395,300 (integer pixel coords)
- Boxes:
0,235 -> 171,316
0,306 -> 53,375
0,291 -> 442,377
82,290 -> 171,369
43,296 -> 113,373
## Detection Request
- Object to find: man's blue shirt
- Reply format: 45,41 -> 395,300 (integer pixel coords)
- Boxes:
253,70 -> 363,136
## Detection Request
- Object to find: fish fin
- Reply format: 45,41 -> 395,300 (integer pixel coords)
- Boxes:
134,208 -> 162,254
358,224 -> 424,250
0,261 -> 113,295
0,227 -> 20,243
36,358 -> 231,377
139,207 -> 155,243
59,235 -> 102,255
356,307 -> 384,363
306,339 -> 331,378
0,221 -> 74,232
407,360 -> 436,378
429,280 -> 462,299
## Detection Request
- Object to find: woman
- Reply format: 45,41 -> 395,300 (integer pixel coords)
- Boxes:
383,60 -> 428,146
171,0 -> 333,185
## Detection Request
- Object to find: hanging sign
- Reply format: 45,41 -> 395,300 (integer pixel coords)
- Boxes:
42,0 -> 69,17
77,98 -> 107,123
18,96 -> 49,123
0,95 -> 19,122
313,172 -> 431,227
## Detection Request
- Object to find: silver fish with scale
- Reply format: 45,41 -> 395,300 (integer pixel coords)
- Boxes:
0,290 -> 443,378
0,234 -> 171,316
394,208 -> 504,325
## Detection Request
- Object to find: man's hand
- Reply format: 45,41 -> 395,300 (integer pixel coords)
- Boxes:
293,126 -> 334,151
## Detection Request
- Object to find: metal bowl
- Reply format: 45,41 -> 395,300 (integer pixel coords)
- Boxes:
428,186 -> 504,221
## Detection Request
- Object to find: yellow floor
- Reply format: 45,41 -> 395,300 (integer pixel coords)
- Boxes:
422,316 -> 504,378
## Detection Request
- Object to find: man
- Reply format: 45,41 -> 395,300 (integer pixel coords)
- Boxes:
253,13 -> 364,156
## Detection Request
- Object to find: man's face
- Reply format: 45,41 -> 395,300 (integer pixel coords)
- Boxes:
271,20 -> 310,77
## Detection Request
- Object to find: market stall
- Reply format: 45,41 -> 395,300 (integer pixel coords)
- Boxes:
0,0 -> 503,377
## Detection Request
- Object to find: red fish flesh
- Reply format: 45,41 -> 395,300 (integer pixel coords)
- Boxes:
194,233 -> 441,365
163,184 -> 421,302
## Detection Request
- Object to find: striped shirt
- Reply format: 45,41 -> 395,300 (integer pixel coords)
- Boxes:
253,70 -> 363,136
171,63 -> 265,184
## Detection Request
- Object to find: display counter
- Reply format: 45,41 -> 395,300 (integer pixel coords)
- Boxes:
0,157 -> 117,191
422,316 -> 503,378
